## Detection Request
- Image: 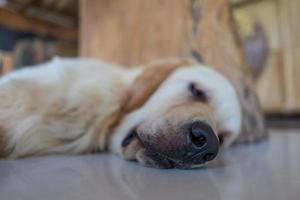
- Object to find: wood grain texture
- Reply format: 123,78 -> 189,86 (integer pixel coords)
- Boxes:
234,1 -> 284,113
80,0 -> 246,74
238,0 -> 300,114
80,0 -> 191,65
278,0 -> 300,112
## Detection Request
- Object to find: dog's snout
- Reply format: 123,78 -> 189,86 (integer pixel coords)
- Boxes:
136,120 -> 220,168
187,121 -> 219,163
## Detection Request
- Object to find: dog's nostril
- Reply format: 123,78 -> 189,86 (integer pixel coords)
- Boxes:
187,121 -> 219,164
190,131 -> 207,147
190,121 -> 209,147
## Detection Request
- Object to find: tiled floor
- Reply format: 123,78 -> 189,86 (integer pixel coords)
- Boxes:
0,128 -> 299,200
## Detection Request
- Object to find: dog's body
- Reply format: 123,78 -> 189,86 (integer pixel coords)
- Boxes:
0,58 -> 266,168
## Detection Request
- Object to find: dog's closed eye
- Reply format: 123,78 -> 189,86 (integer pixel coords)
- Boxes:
189,83 -> 208,103
121,129 -> 137,147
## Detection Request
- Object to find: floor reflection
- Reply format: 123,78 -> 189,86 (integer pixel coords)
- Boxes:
0,130 -> 299,200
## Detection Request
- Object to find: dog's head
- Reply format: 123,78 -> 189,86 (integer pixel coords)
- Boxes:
110,59 -> 242,169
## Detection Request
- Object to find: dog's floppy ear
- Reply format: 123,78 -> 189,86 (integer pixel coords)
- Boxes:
124,59 -> 196,112
234,80 -> 267,144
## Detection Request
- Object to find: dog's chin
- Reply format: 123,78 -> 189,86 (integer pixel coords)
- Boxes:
136,148 -> 206,169
121,130 -> 206,169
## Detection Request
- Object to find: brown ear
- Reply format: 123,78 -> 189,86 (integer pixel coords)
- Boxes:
123,59 -> 196,112
234,79 -> 268,144
0,126 -> 9,158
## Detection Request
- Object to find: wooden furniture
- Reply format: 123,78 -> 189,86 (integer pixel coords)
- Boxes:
233,0 -> 300,113
0,0 -> 78,74
80,0 -> 247,74
0,7 -> 77,41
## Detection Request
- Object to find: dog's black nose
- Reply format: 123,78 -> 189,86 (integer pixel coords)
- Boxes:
187,121 -> 219,163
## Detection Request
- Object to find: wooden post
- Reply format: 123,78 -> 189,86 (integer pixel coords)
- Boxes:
80,0 -> 248,98
80,0 -> 244,70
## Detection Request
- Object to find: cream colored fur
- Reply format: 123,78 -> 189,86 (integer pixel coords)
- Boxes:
0,58 -> 141,157
0,58 -> 241,162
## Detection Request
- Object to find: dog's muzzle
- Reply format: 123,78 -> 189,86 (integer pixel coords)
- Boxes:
136,121 -> 220,168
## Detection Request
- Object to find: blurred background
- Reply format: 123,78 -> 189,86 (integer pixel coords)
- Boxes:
0,0 -> 299,125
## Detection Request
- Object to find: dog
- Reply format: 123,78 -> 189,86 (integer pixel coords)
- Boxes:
0,57 -> 267,169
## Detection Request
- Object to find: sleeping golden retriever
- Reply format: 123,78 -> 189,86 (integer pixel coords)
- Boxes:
0,58 -> 267,168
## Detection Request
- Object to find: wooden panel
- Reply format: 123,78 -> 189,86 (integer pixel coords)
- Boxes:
80,0 -> 246,74
235,0 -> 300,113
278,0 -> 300,112
234,0 -> 284,112
290,0 -> 300,111
80,0 -> 193,66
